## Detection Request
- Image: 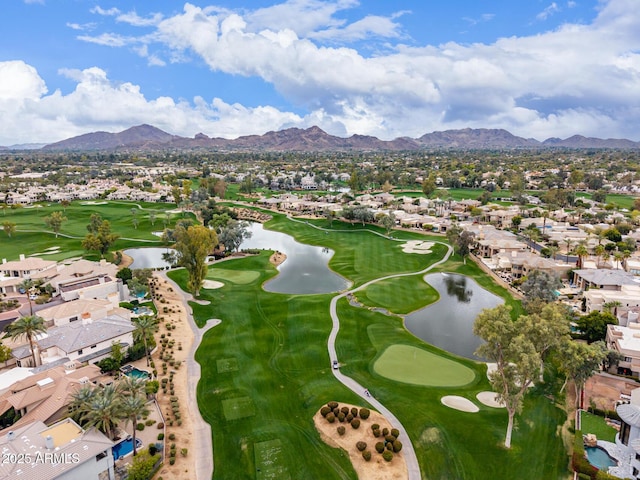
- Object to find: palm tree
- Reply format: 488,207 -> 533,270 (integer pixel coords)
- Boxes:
119,394 -> 149,456
132,315 -> 157,367
19,278 -> 35,315
574,242 -> 589,268
7,315 -> 46,367
82,384 -> 121,440
594,244 -> 605,268
117,375 -> 147,398
69,384 -> 96,423
613,251 -> 624,270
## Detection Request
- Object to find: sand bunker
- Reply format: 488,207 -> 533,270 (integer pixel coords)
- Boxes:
476,392 -> 505,408
440,396 -> 479,413
401,240 -> 434,254
202,280 -> 224,289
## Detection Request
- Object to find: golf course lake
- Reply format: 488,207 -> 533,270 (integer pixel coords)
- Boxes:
124,247 -> 176,269
405,273 -> 504,360
240,222 -> 350,294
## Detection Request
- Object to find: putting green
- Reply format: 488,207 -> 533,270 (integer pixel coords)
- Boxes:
373,344 -> 476,387
207,268 -> 260,284
222,396 -> 256,420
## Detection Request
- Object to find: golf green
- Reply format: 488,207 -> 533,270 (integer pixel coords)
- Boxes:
373,344 -> 476,387
207,268 -> 260,284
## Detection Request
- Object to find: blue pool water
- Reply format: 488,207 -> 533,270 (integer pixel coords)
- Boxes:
113,438 -> 143,460
125,367 -> 150,380
585,446 -> 617,470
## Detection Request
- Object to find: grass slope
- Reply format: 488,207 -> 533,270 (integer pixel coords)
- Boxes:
172,214 -> 567,479
0,200 -> 192,261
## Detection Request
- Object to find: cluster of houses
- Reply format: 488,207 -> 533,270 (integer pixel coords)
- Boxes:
0,255 -> 138,480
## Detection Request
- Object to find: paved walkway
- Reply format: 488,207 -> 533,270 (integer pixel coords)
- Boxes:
327,239 -> 454,480
157,270 -> 218,480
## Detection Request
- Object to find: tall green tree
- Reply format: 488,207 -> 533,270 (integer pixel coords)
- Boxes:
119,394 -> 149,456
173,224 -> 218,296
474,305 -> 540,449
81,383 -> 121,440
520,270 -> 562,313
521,303 -> 571,382
2,221 -> 16,237
82,217 -> 119,257
43,211 -> 67,238
19,278 -> 35,315
7,315 -> 46,367
557,340 -> 607,408
132,315 -> 157,367
575,310 -> 618,344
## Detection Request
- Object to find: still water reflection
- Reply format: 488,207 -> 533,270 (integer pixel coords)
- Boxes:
405,273 -> 504,360
240,223 -> 350,294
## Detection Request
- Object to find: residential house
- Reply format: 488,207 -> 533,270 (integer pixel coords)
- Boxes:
12,312 -> 135,368
572,269 -> 640,291
0,418 -> 115,480
0,256 -> 58,295
0,364 -> 102,431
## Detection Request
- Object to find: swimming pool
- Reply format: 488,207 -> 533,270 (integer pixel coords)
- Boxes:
112,437 -> 143,460
121,365 -> 151,380
585,446 -> 617,470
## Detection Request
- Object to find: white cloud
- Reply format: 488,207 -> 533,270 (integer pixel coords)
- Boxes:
116,11 -> 164,27
24,0 -> 44,4
4,0 -> 640,144
66,22 -> 96,31
0,63 -> 302,144
77,33 -> 137,47
0,61 -> 47,100
90,6 -> 120,16
537,3 -> 561,21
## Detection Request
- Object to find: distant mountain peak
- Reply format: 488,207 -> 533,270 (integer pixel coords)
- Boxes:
39,125 -> 640,152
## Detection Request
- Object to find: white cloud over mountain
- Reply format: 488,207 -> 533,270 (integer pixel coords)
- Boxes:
1,0 -> 640,144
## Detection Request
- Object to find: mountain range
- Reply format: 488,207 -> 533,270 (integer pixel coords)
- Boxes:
3,124 -> 640,151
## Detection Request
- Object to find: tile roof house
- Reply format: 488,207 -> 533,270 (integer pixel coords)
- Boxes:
0,364 -> 101,432
11,313 -> 135,368
0,418 -> 115,480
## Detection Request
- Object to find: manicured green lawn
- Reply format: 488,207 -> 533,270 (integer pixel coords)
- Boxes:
373,344 -> 476,386
173,212 -> 568,480
580,411 -> 617,442
357,274 -> 439,314
0,200 -> 193,261
206,267 -> 260,284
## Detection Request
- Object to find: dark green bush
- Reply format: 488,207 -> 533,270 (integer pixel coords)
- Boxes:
337,426 -> 345,436
337,412 -> 346,422
356,441 -> 367,452
351,407 -> 358,417
375,442 -> 385,454
382,450 -> 393,462
371,423 -> 380,431
391,428 -> 400,438
382,427 -> 389,436
359,408 -> 370,420
392,440 -> 403,453
346,413 -> 354,423
320,406 -> 331,417
326,413 -> 335,423
373,428 -> 381,437
351,419 -> 360,429
136,423 -> 145,431
362,451 -> 372,462
341,406 -> 349,415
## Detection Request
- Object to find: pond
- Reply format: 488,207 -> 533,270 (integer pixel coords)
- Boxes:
405,273 -> 504,360
239,223 -> 350,294
124,248 -> 176,269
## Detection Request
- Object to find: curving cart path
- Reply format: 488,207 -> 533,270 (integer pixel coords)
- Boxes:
156,270 -> 216,480
326,236 -> 454,480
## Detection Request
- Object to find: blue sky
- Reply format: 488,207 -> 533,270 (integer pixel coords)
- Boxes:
1,0 -> 639,145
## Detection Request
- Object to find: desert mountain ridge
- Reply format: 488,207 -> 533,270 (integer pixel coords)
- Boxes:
3,124 -> 639,151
